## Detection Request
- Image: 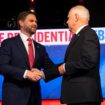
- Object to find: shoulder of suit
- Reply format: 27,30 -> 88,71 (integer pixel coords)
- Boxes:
1,34 -> 19,44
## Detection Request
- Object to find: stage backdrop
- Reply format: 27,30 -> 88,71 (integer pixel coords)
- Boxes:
0,28 -> 105,99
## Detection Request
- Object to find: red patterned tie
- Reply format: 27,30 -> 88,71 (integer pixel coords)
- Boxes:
27,38 -> 34,68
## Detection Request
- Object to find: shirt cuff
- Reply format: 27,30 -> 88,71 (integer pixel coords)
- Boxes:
41,71 -> 45,79
63,63 -> 66,72
23,70 -> 28,79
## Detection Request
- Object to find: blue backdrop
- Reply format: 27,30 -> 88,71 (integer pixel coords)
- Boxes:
40,44 -> 105,99
0,28 -> 105,100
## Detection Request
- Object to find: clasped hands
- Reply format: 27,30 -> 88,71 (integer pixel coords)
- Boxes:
25,64 -> 65,82
26,68 -> 44,82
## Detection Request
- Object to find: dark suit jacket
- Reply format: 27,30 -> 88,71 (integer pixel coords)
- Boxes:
44,26 -> 103,104
0,35 -> 59,105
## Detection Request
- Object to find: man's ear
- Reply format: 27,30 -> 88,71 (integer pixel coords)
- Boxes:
74,13 -> 79,22
18,20 -> 24,27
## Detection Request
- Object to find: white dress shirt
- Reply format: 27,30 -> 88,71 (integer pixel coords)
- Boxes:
19,33 -> 35,78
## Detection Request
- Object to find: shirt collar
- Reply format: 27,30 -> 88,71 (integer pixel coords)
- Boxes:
20,32 -> 32,42
76,24 -> 88,35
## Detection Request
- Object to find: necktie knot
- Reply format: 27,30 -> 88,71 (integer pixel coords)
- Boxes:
71,34 -> 77,40
27,38 -> 32,45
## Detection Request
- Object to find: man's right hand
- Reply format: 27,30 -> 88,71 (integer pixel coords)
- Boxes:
26,68 -> 43,82
58,64 -> 65,75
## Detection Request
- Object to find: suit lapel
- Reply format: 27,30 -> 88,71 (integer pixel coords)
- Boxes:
69,34 -> 78,47
65,34 -> 79,61
14,35 -> 30,68
65,26 -> 89,61
32,41 -> 40,67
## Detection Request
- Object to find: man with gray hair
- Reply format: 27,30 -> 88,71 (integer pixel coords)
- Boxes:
42,5 -> 103,105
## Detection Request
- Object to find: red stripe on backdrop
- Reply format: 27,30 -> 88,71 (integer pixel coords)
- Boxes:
42,100 -> 66,105
0,99 -> 105,105
101,99 -> 105,105
0,100 -> 64,105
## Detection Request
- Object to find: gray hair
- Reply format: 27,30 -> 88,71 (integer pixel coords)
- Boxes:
70,5 -> 90,21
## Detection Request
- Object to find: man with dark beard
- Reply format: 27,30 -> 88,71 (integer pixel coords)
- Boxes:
0,11 -> 59,105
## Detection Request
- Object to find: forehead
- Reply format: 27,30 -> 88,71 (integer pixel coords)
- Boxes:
26,14 -> 37,20
68,11 -> 73,18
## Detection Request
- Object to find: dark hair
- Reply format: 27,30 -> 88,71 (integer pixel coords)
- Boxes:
17,11 -> 36,27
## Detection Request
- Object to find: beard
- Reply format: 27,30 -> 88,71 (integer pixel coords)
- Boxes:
25,26 -> 36,35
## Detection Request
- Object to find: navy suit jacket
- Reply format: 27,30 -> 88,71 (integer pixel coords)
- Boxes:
0,35 -> 59,105
44,26 -> 103,104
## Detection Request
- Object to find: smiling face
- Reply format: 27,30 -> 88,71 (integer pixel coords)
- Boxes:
18,12 -> 38,37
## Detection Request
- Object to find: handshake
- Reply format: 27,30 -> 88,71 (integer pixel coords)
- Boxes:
25,68 -> 44,82
25,64 -> 65,82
